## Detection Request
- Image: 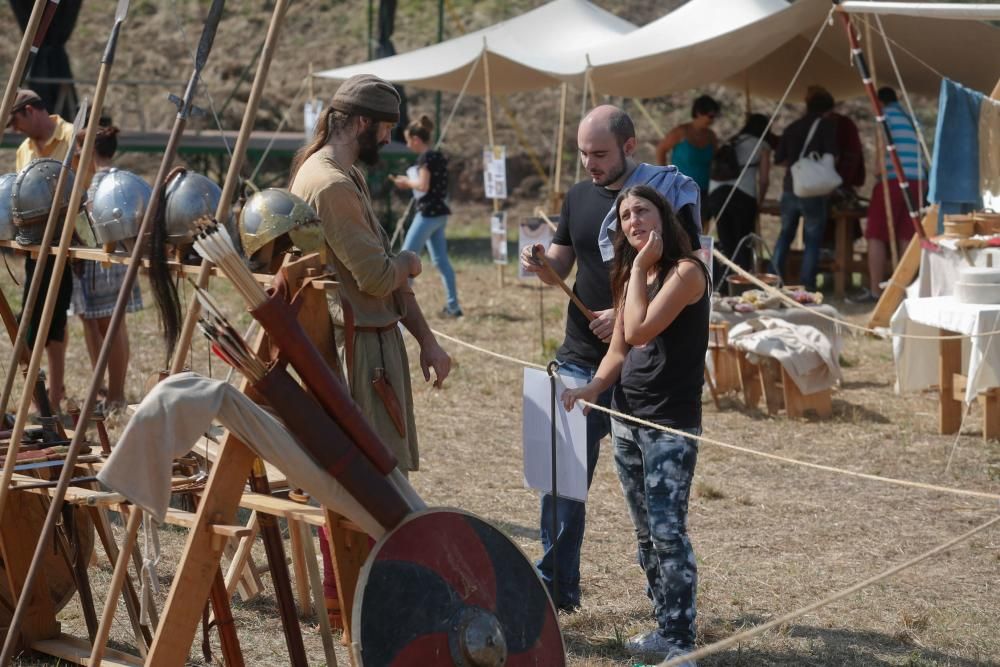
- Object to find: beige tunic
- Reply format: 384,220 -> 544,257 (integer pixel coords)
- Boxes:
291,147 -> 419,471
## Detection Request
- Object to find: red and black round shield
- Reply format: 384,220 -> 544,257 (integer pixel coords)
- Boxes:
352,509 -> 565,666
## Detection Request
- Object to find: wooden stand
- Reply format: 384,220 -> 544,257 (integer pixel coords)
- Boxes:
736,352 -> 832,419
867,206 -> 939,329
938,327 -> 1000,442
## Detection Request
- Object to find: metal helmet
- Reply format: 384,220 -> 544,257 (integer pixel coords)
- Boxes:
89,169 -> 153,245
0,173 -> 16,241
239,188 -> 321,256
163,170 -> 221,244
12,158 -> 78,245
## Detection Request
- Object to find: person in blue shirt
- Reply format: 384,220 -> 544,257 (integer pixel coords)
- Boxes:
656,95 -> 719,225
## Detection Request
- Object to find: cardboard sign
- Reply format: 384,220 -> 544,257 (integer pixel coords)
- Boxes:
522,368 -> 588,502
491,211 -> 508,265
483,145 -> 508,199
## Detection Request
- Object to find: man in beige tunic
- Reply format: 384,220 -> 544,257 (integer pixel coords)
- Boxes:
290,74 -> 451,474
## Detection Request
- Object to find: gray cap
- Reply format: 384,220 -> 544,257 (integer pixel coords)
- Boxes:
331,74 -> 400,123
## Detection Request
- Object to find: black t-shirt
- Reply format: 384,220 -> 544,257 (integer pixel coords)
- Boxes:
612,262 -> 711,429
416,150 -> 451,217
553,180 -> 616,368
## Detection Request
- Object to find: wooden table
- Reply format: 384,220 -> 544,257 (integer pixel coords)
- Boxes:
759,200 -> 868,299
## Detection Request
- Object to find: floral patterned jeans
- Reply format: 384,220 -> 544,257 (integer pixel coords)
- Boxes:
611,418 -> 700,649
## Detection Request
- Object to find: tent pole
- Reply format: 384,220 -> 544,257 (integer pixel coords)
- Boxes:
482,44 -> 503,287
434,0 -> 444,142
586,55 -> 598,108
551,82 -> 568,212
865,16 -> 898,270
575,65 -> 590,183
744,70 -> 751,116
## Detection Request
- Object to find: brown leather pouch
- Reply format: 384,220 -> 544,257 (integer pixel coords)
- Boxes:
371,368 -> 406,438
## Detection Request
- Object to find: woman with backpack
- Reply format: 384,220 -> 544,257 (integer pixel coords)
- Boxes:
707,113 -> 774,275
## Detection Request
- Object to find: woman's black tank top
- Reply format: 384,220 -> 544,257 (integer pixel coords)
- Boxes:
612,261 -> 710,430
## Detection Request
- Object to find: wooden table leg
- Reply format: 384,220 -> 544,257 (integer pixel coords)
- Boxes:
939,329 -> 963,435
834,212 -> 849,300
981,388 -> 1000,442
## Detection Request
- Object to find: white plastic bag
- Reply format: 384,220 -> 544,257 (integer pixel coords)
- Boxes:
791,118 -> 842,197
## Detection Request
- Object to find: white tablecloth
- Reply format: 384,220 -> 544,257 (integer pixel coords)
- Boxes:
916,242 -> 1000,297
891,296 -> 1000,404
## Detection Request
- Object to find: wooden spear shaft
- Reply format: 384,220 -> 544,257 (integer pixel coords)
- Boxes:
530,246 -> 596,322
169,0 -> 290,375
0,0 -> 55,128
88,506 -> 142,665
156,1 -> 309,664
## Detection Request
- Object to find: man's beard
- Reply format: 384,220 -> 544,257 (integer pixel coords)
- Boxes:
594,147 -> 628,187
357,124 -> 384,166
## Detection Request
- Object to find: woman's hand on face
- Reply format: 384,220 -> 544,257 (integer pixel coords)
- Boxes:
634,230 -> 663,272
561,385 -> 595,415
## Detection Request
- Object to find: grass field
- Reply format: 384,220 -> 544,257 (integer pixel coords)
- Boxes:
3,212 -> 1000,666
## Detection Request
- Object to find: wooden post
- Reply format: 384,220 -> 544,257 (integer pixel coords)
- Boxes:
866,18 -> 899,271
939,330 -> 963,435
551,82 -> 568,211
482,44 -> 504,287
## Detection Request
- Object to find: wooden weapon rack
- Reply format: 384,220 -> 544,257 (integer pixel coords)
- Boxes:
0,245 -> 371,666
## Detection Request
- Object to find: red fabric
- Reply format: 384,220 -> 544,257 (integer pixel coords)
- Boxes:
833,113 -> 865,188
865,178 -> 927,244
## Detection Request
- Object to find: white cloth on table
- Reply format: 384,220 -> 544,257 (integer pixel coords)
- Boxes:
729,317 -> 841,394
711,303 -> 844,355
891,296 -> 1000,404
97,372 -> 386,536
916,241 -> 1000,298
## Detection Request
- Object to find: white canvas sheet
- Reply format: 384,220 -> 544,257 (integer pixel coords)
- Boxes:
522,368 -> 588,502
314,0 -> 635,94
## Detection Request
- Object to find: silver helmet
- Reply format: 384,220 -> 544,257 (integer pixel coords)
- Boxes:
0,173 -> 16,241
163,170 -> 221,244
12,158 -> 78,246
90,169 -> 152,245
239,188 -> 321,256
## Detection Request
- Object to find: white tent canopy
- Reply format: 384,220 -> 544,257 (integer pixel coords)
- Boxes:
585,0 -> 1000,100
313,0 -> 636,95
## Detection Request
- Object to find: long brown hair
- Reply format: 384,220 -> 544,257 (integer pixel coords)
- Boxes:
405,114 -> 434,143
289,106 -> 354,183
608,185 -> 699,308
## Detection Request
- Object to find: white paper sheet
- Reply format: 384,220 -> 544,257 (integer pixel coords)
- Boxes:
522,368 -> 588,502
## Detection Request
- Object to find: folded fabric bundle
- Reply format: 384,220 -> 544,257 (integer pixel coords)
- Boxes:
729,317 -> 841,395
97,372 -> 388,536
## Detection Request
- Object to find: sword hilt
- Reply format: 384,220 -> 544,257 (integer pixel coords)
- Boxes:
167,93 -> 209,118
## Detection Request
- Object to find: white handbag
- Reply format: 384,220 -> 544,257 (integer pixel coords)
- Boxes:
790,118 -> 842,197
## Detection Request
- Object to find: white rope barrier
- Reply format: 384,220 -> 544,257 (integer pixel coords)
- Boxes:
430,327 -> 1000,502
659,512 -> 1000,666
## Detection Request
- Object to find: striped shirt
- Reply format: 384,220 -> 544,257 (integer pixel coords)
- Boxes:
884,102 -> 923,180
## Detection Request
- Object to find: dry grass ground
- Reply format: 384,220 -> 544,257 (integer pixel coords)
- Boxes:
3,209 -> 1000,666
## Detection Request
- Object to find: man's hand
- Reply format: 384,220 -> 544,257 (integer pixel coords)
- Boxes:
399,250 -> 422,278
519,243 -> 546,275
420,340 -> 451,388
588,308 -> 616,343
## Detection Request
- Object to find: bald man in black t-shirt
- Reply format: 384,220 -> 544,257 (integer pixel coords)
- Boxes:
519,105 -> 637,611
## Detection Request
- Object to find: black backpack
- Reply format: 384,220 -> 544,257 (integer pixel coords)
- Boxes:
711,138 -> 741,182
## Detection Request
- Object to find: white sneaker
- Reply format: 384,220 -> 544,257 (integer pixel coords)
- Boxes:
624,630 -> 697,665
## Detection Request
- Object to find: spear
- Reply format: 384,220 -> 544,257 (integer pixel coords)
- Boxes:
832,0 -> 934,250
0,0 -> 143,660
0,101 -> 87,421
0,0 -> 62,128
158,1 -> 310,663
